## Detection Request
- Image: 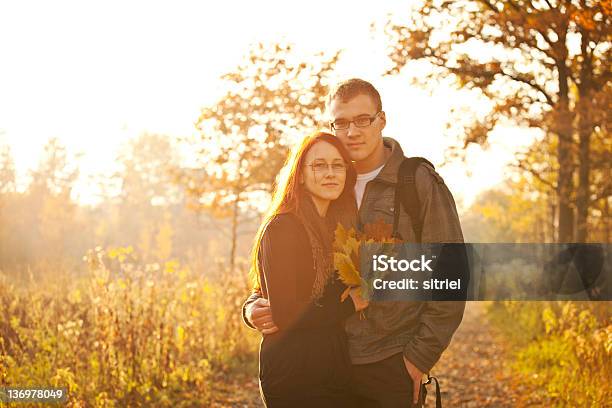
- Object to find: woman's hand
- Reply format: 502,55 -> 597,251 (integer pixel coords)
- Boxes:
349,287 -> 369,312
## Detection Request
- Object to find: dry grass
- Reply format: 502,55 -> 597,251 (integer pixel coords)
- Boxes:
0,246 -> 260,407
487,301 -> 611,407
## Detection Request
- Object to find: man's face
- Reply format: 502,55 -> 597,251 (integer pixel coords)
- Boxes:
328,94 -> 386,163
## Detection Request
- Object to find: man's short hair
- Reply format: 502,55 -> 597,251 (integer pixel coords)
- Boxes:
326,78 -> 382,112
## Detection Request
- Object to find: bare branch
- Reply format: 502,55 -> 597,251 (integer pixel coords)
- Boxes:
514,160 -> 557,190
436,58 -> 555,106
478,0 -> 501,12
500,69 -> 556,105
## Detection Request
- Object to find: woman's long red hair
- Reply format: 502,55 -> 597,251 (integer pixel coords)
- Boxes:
249,131 -> 357,290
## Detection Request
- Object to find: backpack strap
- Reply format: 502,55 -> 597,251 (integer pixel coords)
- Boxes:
420,374 -> 442,408
392,157 -> 435,242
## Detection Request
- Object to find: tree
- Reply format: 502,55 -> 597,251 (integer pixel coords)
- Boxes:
0,139 -> 16,194
26,138 -> 81,263
461,182 -> 551,242
29,137 -> 79,198
178,42 -> 339,273
514,115 -> 610,242
113,133 -> 183,257
383,0 -> 611,242
117,133 -> 182,208
0,139 -> 17,267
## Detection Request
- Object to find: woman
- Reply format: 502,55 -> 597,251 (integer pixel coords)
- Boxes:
250,131 -> 368,407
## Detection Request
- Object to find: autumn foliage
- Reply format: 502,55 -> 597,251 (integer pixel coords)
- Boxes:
0,247 -> 259,407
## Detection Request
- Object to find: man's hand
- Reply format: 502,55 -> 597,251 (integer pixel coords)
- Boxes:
245,298 -> 279,334
403,356 -> 425,405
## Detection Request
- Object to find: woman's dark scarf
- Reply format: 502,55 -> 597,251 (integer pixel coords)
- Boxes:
296,195 -> 346,302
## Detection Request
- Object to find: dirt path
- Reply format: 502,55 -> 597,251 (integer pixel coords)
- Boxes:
210,372 -> 262,408
211,302 -> 542,407
430,302 -> 544,407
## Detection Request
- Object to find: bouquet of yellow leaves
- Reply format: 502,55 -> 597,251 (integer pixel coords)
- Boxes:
333,219 -> 400,306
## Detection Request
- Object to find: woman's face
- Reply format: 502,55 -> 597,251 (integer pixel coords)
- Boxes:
301,141 -> 347,203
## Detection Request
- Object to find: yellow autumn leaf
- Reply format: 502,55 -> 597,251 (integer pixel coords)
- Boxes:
68,288 -> 82,304
334,252 -> 361,287
342,236 -> 360,256
176,325 -> 185,351
343,236 -> 361,267
333,223 -> 349,251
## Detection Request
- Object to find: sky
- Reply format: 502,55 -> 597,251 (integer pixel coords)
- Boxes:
0,0 -> 538,210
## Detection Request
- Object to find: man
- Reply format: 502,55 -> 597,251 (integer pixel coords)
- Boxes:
244,78 -> 465,407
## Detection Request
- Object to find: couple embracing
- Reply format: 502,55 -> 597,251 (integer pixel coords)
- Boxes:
243,79 -> 466,407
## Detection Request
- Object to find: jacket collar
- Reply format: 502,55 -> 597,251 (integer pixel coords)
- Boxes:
372,137 -> 405,185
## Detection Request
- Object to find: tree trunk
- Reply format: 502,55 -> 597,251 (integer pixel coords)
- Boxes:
229,190 -> 240,275
605,198 -> 610,244
576,118 -> 591,243
575,31 -> 593,243
555,103 -> 575,243
549,192 -> 556,243
554,38 -> 575,243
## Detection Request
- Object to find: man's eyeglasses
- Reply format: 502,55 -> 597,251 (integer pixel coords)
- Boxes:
330,112 -> 381,131
306,160 -> 347,174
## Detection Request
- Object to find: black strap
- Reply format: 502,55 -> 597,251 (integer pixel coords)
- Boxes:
430,375 -> 443,408
419,375 -> 442,408
392,157 -> 435,242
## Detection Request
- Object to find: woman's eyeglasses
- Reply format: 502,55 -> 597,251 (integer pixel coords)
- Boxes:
306,161 -> 347,174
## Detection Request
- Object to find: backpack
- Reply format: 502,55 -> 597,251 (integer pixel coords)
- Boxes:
392,157 -> 435,242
